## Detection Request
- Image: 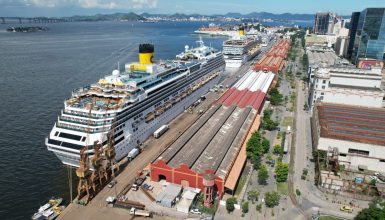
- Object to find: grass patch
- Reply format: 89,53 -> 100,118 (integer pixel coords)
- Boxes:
235,175 -> 247,196
277,182 -> 289,196
318,216 -> 343,220
282,117 -> 293,127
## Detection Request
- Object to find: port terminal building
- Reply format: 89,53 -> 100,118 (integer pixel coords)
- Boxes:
150,70 -> 275,196
253,39 -> 291,74
311,102 -> 385,173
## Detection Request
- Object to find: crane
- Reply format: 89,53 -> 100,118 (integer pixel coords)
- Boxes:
75,103 -> 93,203
90,100 -> 111,192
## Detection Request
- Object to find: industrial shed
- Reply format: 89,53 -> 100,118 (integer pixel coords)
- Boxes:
150,70 -> 274,197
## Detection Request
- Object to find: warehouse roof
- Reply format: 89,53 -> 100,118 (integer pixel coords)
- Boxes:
316,103 -> 385,146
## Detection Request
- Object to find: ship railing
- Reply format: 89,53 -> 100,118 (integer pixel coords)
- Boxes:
59,115 -> 112,126
62,109 -> 116,120
57,122 -> 107,134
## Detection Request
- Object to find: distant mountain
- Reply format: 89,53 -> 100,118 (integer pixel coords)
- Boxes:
66,12 -> 145,22
247,12 -> 314,20
56,11 -> 349,22
140,11 -> 317,21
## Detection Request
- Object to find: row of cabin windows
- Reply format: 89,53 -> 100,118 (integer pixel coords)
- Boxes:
55,131 -> 86,142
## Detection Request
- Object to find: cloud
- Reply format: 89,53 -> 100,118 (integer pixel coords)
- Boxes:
132,0 -> 158,9
78,0 -> 118,9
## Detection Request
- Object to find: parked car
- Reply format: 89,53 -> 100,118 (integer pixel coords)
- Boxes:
107,180 -> 117,188
190,208 -> 202,214
340,205 -> 353,213
106,196 -> 116,204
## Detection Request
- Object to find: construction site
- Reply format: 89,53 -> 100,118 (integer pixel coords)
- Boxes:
150,70 -> 275,207
311,102 -> 385,200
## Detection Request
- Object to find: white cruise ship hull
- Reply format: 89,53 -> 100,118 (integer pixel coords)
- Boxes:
46,63 -> 224,167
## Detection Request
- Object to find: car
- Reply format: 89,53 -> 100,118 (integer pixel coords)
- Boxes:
190,208 -> 201,214
106,196 -> 116,204
340,205 -> 353,213
107,180 -> 117,188
368,176 -> 378,182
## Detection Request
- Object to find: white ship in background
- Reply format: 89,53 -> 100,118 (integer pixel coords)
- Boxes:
223,27 -> 262,68
46,39 -> 225,167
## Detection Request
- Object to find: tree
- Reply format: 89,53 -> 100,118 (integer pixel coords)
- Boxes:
266,153 -> 273,161
273,144 -> 283,155
242,201 -> 249,213
264,191 -> 280,207
262,109 -> 278,131
226,197 -> 237,213
355,207 -> 385,220
258,164 -> 269,185
269,88 -> 283,106
256,204 -> 262,212
252,156 -> 262,170
262,138 -> 270,153
275,162 -> 289,182
247,190 -> 260,203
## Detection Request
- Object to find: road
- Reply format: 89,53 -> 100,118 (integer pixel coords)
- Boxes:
283,38 -> 366,220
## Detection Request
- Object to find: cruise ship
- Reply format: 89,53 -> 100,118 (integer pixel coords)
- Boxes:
46,39 -> 225,167
223,27 -> 261,68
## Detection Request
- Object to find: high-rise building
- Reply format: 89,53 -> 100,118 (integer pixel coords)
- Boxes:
351,8 -> 385,63
347,12 -> 360,59
313,12 -> 341,35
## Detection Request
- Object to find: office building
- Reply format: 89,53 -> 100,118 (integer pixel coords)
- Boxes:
351,8 -> 385,63
347,12 -> 361,59
314,12 -> 341,35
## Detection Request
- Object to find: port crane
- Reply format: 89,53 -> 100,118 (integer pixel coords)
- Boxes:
75,105 -> 93,203
90,101 -> 112,192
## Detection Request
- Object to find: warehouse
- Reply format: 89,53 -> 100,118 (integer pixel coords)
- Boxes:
253,39 -> 291,74
150,70 -> 274,199
311,102 -> 385,173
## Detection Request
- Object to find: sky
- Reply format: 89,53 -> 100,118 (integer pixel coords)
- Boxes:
1,0 -> 385,17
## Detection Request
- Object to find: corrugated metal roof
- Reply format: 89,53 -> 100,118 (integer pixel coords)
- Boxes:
317,103 -> 385,146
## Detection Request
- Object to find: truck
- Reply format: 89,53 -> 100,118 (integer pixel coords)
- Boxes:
153,124 -> 169,139
130,207 -> 151,217
127,148 -> 140,161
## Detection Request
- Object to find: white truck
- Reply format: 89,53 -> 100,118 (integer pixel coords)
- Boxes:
130,207 -> 151,217
127,148 -> 140,161
153,124 -> 169,139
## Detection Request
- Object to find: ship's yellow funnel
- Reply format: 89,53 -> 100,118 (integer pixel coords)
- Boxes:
139,44 -> 154,65
139,52 -> 154,65
239,27 -> 245,36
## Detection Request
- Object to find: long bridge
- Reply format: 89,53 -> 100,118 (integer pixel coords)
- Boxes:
0,17 -> 69,24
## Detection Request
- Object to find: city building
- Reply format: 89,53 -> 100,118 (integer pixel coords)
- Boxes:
346,12 -> 361,59
306,46 -> 351,81
351,8 -> 385,63
313,12 -> 341,35
334,36 -> 349,57
311,102 -> 385,173
309,67 -> 384,111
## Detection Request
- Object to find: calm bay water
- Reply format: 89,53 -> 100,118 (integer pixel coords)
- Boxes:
0,21 -> 226,220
